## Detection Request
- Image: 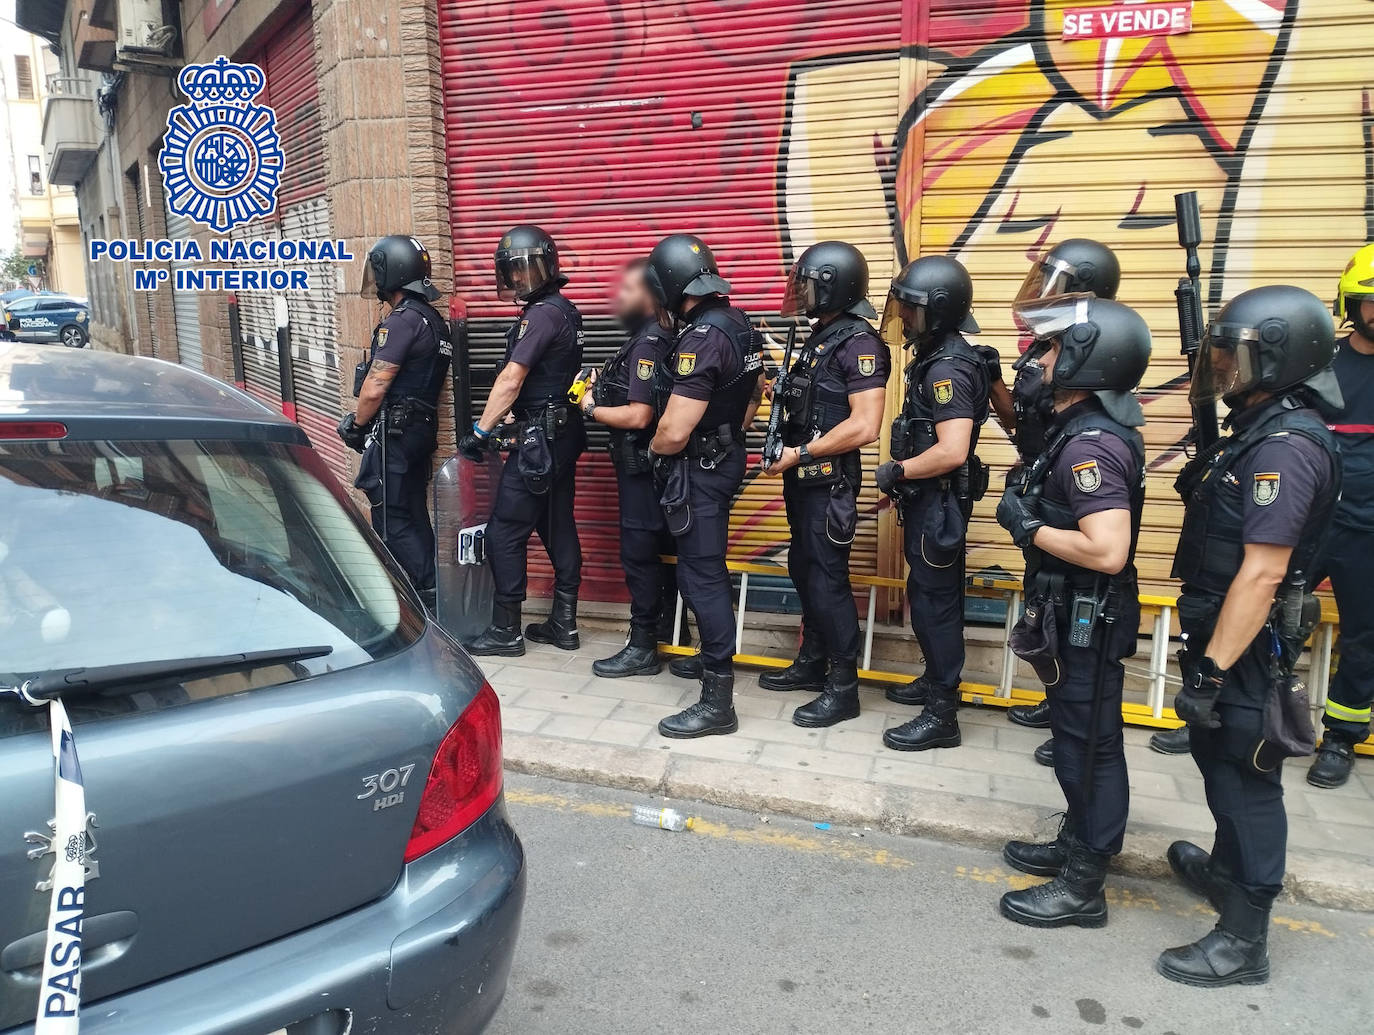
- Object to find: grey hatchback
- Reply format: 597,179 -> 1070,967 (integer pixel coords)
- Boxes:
0,344 -> 525,1034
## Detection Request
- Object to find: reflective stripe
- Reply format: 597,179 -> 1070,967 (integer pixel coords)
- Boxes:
1324,699 -> 1372,723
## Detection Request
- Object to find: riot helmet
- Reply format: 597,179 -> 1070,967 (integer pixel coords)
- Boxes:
782,241 -> 878,320
646,234 -> 732,316
1336,243 -> 1374,342
1017,296 -> 1151,426
495,225 -> 563,302
880,255 -> 979,349
360,235 -> 440,302
1013,239 -> 1120,335
1193,285 -> 1341,413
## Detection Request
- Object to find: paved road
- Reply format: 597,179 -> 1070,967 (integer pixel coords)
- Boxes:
488,774 -> 1373,1035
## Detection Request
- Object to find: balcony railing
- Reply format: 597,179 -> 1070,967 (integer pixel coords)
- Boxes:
45,75 -> 96,99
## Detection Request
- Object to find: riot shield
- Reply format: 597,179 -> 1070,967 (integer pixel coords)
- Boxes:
434,452 -> 503,643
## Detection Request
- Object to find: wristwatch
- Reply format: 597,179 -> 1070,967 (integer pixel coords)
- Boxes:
798,445 -> 814,466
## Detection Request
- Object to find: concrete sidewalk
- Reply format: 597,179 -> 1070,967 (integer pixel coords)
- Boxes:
481,627 -> 1374,912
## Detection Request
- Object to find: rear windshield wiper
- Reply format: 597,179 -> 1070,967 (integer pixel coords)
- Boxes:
10,646 -> 335,702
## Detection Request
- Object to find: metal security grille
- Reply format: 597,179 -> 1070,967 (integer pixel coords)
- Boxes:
162,205 -> 204,370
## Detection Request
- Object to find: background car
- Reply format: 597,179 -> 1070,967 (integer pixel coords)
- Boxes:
0,343 -> 525,1034
2,294 -> 90,347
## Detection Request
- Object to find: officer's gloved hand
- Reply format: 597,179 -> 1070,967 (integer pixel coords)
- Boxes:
875,460 -> 905,496
458,428 -> 489,464
336,412 -> 367,453
996,483 -> 1044,549
1175,653 -> 1225,729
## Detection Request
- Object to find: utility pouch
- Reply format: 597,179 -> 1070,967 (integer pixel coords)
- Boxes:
660,456 -> 692,536
825,479 -> 857,546
353,434 -> 384,507
352,360 -> 370,398
518,422 -> 553,496
795,458 -> 842,487
965,455 -> 990,502
545,403 -> 573,441
1011,576 -> 1065,687
1251,672 -> 1318,773
889,415 -> 936,462
689,425 -> 737,469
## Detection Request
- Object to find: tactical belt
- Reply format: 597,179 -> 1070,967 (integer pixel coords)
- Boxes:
686,423 -> 743,467
383,396 -> 436,435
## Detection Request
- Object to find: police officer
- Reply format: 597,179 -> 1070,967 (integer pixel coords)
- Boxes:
1308,244 -> 1374,788
461,226 -> 586,657
582,258 -> 679,678
760,241 -> 891,727
646,234 -> 764,738
1005,238 -> 1122,747
993,297 -> 1150,928
338,235 -> 450,608
1161,285 -> 1341,987
874,256 -> 990,751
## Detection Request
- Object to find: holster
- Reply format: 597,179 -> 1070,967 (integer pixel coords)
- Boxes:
890,414 -> 936,462
610,431 -> 652,476
687,423 -> 741,469
384,397 -> 436,437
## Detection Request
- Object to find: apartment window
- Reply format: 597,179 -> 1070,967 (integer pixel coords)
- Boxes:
28,155 -> 41,195
14,55 -> 33,100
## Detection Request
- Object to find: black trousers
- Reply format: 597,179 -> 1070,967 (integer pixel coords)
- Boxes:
372,423 -> 437,592
1188,639 -> 1287,904
486,426 -> 584,604
784,475 -> 859,665
901,491 -> 966,692
669,445 -> 745,674
1045,630 -> 1130,857
617,463 -> 677,633
1314,527 -> 1374,742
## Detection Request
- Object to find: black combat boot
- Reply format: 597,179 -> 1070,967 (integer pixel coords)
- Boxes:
593,625 -> 660,678
1307,735 -> 1356,789
1008,699 -> 1052,729
525,589 -> 580,650
1149,725 -> 1192,754
1156,886 -> 1270,988
669,654 -> 704,680
792,660 -> 860,728
1034,738 -> 1056,767
1167,841 -> 1231,911
658,670 -> 739,739
885,674 -> 933,706
1003,814 -> 1071,877
760,638 -> 827,692
466,600 -> 525,657
882,685 -> 961,751
999,841 -> 1110,929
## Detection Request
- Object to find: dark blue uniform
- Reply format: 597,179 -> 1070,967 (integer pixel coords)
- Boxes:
1314,335 -> 1374,742
665,299 -> 764,674
487,291 -> 586,606
779,317 -> 891,666
368,297 -> 451,592
1173,399 -> 1339,903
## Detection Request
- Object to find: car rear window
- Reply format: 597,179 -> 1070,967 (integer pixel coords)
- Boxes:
1,437 -> 426,734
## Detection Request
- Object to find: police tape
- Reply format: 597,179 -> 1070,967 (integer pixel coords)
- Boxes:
1,685 -> 87,1033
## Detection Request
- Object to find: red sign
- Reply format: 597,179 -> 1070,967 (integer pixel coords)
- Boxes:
1062,1 -> 1193,40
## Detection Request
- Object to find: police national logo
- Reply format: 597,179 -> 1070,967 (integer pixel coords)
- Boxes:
933,378 -> 954,406
677,353 -> 697,376
858,355 -> 876,377
1072,459 -> 1101,493
1253,472 -> 1281,506
158,57 -> 284,232
637,358 -> 655,381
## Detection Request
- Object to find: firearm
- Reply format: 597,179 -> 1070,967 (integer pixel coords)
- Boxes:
1174,191 -> 1218,451
567,366 -> 596,406
761,323 -> 798,471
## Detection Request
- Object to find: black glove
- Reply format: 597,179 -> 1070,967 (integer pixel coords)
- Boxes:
458,430 -> 489,464
1175,653 -> 1225,729
875,460 -> 905,496
996,483 -> 1044,549
336,412 -> 367,453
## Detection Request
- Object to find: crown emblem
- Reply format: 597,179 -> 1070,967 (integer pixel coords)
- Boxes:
177,56 -> 266,104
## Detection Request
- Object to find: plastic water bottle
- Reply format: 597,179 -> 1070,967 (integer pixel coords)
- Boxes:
632,805 -> 695,832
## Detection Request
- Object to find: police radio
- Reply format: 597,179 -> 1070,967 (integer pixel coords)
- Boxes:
1067,593 -> 1101,648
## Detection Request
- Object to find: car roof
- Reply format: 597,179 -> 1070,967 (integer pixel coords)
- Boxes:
0,342 -> 308,443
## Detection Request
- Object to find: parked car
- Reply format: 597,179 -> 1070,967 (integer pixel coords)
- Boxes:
0,343 -> 525,1034
0,289 -> 59,305
2,294 -> 90,347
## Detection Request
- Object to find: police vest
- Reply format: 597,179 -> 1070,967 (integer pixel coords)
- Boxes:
1022,404 -> 1146,591
779,315 -> 877,447
599,323 -> 675,454
373,296 -> 452,406
506,291 -> 583,414
1172,398 -> 1341,597
891,333 -> 990,471
684,304 -> 763,434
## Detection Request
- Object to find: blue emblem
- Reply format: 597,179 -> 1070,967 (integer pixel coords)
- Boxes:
158,56 -> 284,232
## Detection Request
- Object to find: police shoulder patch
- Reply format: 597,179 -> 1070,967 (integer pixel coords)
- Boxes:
1072,459 -> 1101,493
517,319 -> 529,340
933,378 -> 954,406
677,353 -> 697,376
377,327 -> 389,349
1253,472 -> 1281,506
637,357 -> 655,381
858,354 -> 876,377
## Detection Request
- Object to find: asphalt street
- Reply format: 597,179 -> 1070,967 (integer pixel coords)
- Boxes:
487,774 -> 1374,1035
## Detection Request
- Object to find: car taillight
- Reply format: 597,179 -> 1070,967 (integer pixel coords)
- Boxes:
403,681 -> 503,863
0,421 -> 67,440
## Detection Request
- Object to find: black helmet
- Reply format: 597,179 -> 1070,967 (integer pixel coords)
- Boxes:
782,241 -> 877,320
880,255 -> 979,349
1018,239 -> 1121,303
1193,285 -> 1342,413
646,234 -> 732,316
495,225 -> 563,302
360,235 -> 439,302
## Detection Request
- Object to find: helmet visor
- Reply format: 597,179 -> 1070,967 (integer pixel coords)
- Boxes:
880,294 -> 926,350
1192,324 -> 1261,404
781,266 -> 823,317
1012,294 -> 1092,339
1014,255 -> 1080,307
358,260 -> 379,300
495,251 -> 552,302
